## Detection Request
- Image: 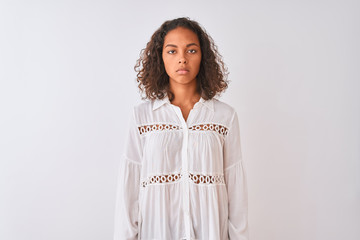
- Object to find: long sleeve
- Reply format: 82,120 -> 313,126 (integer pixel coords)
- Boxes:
223,110 -> 249,240
114,107 -> 142,240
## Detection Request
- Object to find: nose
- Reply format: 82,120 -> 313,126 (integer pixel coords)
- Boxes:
178,54 -> 187,64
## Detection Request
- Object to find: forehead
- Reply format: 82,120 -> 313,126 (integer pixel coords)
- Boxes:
163,27 -> 200,45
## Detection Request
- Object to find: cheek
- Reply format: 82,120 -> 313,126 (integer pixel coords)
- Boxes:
162,54 -> 172,67
162,53 -> 166,66
162,56 -> 173,75
195,56 -> 202,69
162,55 -> 169,70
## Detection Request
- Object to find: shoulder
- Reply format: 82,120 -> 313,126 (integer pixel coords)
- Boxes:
212,98 -> 237,117
133,100 -> 152,112
210,98 -> 239,130
131,100 -> 153,123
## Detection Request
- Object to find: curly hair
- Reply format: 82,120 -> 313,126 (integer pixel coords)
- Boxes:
134,17 -> 229,101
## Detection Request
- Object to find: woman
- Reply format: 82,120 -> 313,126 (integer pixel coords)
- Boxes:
114,17 -> 249,240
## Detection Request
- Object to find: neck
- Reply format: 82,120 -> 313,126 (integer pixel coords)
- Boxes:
169,80 -> 200,107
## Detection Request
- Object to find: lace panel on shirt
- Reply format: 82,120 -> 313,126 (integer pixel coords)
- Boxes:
141,172 -> 225,188
138,123 -> 181,135
189,173 -> 225,185
188,123 -> 228,136
141,173 -> 182,187
137,123 -> 228,136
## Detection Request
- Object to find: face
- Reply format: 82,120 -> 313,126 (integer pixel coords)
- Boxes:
162,27 -> 202,87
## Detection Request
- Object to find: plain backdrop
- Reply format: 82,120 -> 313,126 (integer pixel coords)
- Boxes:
0,0 -> 359,239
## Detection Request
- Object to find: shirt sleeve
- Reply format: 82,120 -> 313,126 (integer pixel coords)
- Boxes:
114,107 -> 142,240
223,110 -> 249,240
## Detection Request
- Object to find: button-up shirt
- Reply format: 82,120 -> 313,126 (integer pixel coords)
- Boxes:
114,94 -> 249,240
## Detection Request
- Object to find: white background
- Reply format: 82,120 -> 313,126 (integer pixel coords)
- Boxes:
0,0 -> 359,239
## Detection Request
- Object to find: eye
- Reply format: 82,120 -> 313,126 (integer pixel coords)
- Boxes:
188,49 -> 197,53
167,50 -> 176,54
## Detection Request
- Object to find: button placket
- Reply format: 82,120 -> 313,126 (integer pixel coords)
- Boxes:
170,104 -> 193,240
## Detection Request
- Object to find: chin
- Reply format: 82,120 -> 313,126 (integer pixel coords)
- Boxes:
171,77 -> 196,84
174,80 -> 194,85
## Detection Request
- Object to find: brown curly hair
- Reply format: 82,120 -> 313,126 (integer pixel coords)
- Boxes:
134,17 -> 229,101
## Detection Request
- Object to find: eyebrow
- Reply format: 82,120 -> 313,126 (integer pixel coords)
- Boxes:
164,43 -> 199,48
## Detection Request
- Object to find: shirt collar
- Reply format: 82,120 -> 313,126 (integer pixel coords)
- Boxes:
152,94 -> 214,112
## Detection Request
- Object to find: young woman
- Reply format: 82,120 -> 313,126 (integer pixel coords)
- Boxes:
114,17 -> 249,240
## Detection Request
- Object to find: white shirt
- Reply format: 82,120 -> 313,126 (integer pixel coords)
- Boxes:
114,95 -> 249,240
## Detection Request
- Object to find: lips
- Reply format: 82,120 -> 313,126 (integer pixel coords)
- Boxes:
176,68 -> 189,74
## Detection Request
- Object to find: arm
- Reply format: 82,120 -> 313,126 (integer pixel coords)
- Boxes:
223,110 -> 249,240
114,107 -> 142,240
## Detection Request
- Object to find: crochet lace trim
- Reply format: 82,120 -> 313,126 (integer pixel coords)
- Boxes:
138,123 -> 228,136
141,172 -> 225,188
